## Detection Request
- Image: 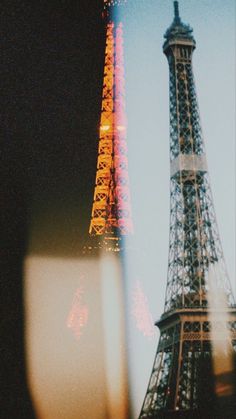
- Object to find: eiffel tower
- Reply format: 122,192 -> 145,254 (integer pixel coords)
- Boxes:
139,2 -> 236,418
89,0 -> 133,252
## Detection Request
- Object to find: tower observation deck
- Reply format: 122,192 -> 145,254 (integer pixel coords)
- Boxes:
139,2 -> 236,418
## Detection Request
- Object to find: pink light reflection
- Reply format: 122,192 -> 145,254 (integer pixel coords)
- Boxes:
67,287 -> 89,340
131,280 -> 155,339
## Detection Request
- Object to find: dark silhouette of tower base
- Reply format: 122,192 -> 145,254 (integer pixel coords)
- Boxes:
139,2 -> 236,418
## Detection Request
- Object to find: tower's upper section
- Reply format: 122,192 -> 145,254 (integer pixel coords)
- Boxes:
162,1 -> 235,311
163,1 -> 196,55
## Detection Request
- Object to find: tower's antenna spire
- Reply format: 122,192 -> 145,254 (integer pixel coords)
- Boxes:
173,0 -> 180,22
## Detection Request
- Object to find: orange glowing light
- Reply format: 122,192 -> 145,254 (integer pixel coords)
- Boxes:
100,125 -> 111,131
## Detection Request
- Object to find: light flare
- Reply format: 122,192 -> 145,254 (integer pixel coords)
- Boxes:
100,251 -> 129,419
100,125 -> 110,131
24,256 -> 109,419
207,262 -> 235,398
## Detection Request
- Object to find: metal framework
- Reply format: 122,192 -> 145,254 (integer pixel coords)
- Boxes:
89,0 -> 133,251
139,2 -> 236,417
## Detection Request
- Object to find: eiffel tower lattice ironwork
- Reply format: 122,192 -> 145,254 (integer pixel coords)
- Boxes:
139,2 -> 236,418
89,0 -> 133,252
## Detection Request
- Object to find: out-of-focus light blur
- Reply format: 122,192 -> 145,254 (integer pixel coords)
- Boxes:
25,255 -> 128,419
208,263 -> 235,399
100,251 -> 129,419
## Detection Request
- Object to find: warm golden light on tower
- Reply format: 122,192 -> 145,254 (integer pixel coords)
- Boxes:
89,4 -> 133,248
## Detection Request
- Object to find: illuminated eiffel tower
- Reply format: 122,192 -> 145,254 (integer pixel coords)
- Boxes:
139,2 -> 236,418
89,0 -> 133,252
